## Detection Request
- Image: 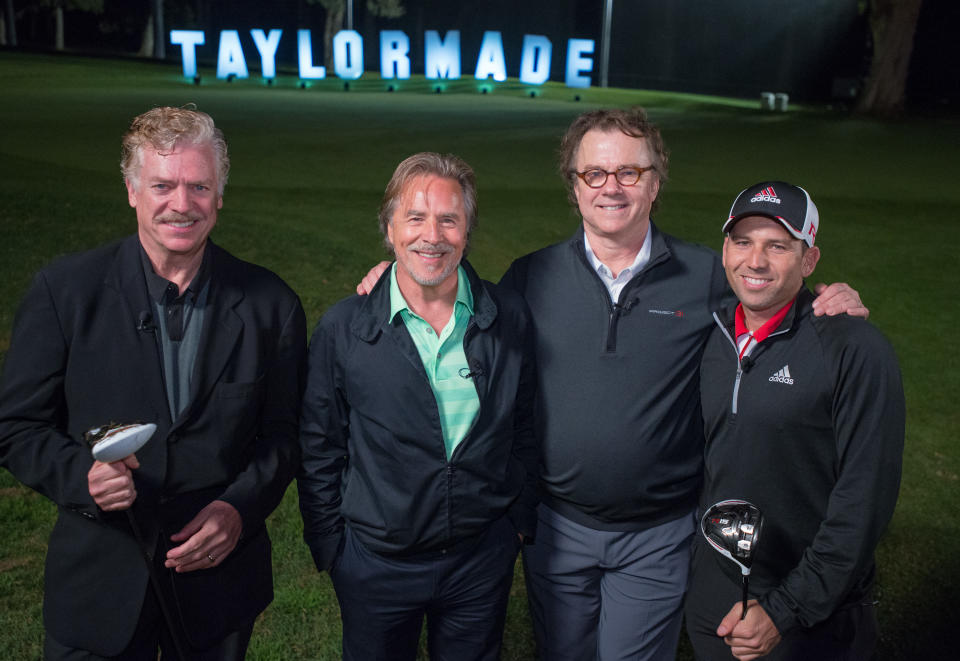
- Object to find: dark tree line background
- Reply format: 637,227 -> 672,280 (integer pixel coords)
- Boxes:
1,0 -> 955,116
857,0 -> 925,117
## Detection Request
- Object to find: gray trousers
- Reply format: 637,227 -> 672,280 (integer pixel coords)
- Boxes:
523,504 -> 696,661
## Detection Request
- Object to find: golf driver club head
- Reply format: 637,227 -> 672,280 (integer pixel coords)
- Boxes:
86,422 -> 157,462
701,499 -> 764,576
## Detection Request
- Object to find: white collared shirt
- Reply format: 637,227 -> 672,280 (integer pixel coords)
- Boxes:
583,229 -> 653,304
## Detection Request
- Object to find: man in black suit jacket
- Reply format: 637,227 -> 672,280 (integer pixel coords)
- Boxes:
0,106 -> 306,659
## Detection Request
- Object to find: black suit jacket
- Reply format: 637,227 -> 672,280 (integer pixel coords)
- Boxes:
0,235 -> 307,654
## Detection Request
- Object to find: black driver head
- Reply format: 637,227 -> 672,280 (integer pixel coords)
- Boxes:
701,499 -> 764,575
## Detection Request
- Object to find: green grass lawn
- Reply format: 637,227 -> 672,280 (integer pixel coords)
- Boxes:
1,51 -> 958,659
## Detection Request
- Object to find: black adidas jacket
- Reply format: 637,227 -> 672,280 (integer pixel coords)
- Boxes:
697,286 -> 904,634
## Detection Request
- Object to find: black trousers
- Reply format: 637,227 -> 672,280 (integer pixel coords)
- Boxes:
45,533 -> 255,661
44,581 -> 254,660
685,539 -> 878,661
331,516 -> 521,661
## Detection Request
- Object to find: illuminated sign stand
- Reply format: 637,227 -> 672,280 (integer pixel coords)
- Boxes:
170,29 -> 596,89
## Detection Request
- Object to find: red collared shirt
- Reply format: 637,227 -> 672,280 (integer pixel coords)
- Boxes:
734,297 -> 796,361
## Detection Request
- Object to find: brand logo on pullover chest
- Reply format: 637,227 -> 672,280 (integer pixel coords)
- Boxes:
648,309 -> 684,318
769,365 -> 794,385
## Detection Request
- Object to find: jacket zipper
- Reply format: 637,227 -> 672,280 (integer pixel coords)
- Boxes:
732,365 -> 743,415
590,247 -> 667,354
446,464 -> 454,542
445,321 -> 483,542
713,312 -> 743,415
713,312 -> 793,415
606,305 -> 623,352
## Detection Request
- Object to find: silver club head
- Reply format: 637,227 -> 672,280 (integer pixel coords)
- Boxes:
86,422 -> 157,462
701,499 -> 764,576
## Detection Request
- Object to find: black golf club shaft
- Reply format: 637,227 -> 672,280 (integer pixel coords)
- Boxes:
125,509 -> 190,659
741,575 -> 749,620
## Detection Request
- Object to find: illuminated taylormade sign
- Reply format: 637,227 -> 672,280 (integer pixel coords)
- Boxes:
170,29 -> 597,88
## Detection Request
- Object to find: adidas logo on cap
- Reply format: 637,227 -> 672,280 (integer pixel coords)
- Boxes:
750,186 -> 781,204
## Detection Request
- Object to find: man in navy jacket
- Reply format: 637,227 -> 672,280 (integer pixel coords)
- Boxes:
299,152 -> 537,661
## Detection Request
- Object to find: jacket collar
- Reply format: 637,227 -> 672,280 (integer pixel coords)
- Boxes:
104,236 -> 245,428
105,234 -> 153,311
186,242 -> 244,425
568,221 -> 672,274
717,284 -> 815,338
140,242 -> 213,303
103,235 -> 171,425
351,258 -> 496,342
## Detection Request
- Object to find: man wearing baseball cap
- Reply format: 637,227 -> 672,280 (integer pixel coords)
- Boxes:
685,181 -> 905,660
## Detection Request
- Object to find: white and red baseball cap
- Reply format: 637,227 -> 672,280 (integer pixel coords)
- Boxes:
723,181 -> 819,247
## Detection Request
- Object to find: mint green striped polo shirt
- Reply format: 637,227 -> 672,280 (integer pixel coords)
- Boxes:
389,263 -> 480,459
